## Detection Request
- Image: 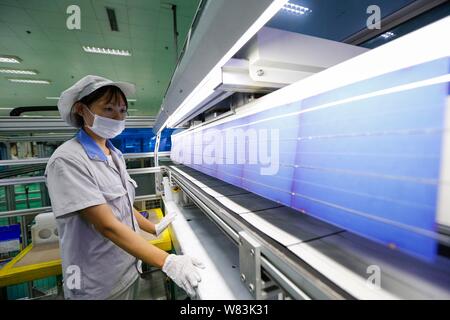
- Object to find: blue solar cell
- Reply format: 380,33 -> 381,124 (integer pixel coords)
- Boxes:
171,57 -> 450,260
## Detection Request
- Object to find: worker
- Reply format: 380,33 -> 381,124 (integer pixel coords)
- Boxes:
44,75 -> 204,300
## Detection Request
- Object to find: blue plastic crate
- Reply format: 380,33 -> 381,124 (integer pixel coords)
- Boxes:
111,128 -> 175,153
0,224 -> 21,255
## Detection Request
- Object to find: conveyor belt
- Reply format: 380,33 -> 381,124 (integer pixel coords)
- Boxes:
166,203 -> 254,299
167,164 -> 450,299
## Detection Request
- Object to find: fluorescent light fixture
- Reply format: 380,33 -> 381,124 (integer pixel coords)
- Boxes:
281,2 -> 311,15
0,55 -> 21,63
163,0 -> 288,129
127,99 -> 137,102
167,68 -> 221,127
8,78 -> 50,84
127,108 -> 138,111
46,97 -> 60,100
380,31 -> 395,39
0,68 -> 37,75
0,107 -> 14,110
83,46 -> 131,56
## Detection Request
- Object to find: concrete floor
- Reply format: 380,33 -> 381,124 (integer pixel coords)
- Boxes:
20,270 -> 171,300
135,270 -> 168,300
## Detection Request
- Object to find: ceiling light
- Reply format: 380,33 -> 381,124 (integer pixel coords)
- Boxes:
46,97 -> 60,100
281,2 -> 311,15
0,68 -> 37,75
8,78 -> 50,84
380,31 -> 395,39
0,55 -> 21,63
127,99 -> 137,102
83,46 -> 131,56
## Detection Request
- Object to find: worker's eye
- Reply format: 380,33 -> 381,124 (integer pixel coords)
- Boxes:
104,107 -> 114,112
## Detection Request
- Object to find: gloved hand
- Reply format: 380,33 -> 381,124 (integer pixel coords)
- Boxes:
162,254 -> 205,298
155,212 -> 177,236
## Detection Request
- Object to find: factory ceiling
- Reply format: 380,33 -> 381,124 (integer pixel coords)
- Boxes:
0,0 -> 448,118
0,0 -> 200,117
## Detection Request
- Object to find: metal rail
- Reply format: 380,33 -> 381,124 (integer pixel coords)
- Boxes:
0,116 -> 156,132
0,194 -> 160,219
0,152 -> 171,166
0,167 -> 162,187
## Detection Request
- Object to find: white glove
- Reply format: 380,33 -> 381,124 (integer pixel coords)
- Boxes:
155,212 -> 177,236
162,254 -> 205,298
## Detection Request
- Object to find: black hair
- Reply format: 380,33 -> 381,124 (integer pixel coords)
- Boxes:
70,85 -> 128,127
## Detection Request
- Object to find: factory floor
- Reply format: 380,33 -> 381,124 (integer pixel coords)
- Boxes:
135,270 -> 168,300
17,270 -> 169,300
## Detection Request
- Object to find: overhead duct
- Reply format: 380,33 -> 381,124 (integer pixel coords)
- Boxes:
241,27 -> 368,85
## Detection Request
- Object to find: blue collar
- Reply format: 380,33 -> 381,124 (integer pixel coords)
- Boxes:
76,128 -> 123,162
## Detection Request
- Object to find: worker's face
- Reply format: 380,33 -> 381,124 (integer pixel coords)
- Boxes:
80,93 -> 128,127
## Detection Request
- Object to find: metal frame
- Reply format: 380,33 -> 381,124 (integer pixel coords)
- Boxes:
0,176 -> 46,187
0,152 -> 170,166
154,132 -> 163,196
0,116 -> 156,132
0,134 -> 75,142
0,152 -> 169,187
0,167 -> 162,187
0,153 -> 166,241
239,231 -> 263,298
0,194 -> 160,219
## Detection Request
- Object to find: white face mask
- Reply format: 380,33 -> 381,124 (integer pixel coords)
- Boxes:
84,106 -> 125,139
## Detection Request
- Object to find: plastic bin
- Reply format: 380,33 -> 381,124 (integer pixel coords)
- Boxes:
110,128 -> 175,153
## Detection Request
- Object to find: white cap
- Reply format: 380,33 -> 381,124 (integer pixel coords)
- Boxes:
57,75 -> 136,128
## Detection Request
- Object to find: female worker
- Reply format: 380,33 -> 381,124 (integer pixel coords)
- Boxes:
45,75 -> 204,299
